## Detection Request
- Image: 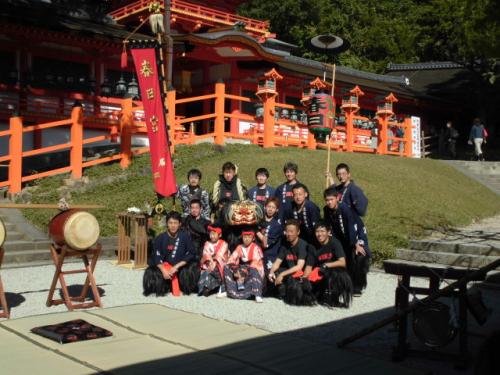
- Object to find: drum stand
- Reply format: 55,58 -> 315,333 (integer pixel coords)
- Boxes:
46,243 -> 102,311
0,248 -> 9,319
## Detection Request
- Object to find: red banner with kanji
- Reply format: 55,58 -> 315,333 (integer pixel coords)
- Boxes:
130,47 -> 177,197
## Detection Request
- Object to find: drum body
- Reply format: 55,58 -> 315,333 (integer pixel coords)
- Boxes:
412,301 -> 457,348
0,218 -> 5,248
48,209 -> 100,251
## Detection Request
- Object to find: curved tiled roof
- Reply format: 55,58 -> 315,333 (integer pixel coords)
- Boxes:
386,61 -> 464,71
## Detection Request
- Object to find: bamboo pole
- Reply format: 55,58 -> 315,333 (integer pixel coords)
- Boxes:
0,204 -> 105,209
325,135 -> 331,188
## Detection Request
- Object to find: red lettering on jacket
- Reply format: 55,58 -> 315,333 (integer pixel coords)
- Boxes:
286,254 -> 297,261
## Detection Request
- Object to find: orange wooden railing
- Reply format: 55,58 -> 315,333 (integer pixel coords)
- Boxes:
109,0 -> 270,35
1,82 -> 414,194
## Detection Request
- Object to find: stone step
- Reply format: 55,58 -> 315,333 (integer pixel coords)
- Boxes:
3,231 -> 26,241
409,239 -> 500,256
396,248 -> 500,269
4,222 -> 17,231
1,245 -> 118,267
2,240 -> 53,252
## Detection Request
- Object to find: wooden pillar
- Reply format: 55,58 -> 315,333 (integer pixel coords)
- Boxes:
214,80 -> 225,145
377,115 -> 388,155
120,98 -> 133,168
8,116 -> 23,194
307,131 -> 316,150
345,110 -> 354,152
70,106 -> 84,179
167,88 -> 176,153
230,109 -> 240,134
404,118 -> 413,157
262,94 -> 275,148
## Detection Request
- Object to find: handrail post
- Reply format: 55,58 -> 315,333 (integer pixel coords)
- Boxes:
307,131 -> 317,150
167,87 -> 176,153
120,98 -> 133,169
345,111 -> 354,152
214,80 -> 225,145
377,115 -> 388,155
262,95 -> 275,148
404,117 -> 413,157
70,105 -> 84,179
8,116 -> 23,194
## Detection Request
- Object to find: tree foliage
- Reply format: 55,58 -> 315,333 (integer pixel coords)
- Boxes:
238,0 -> 499,78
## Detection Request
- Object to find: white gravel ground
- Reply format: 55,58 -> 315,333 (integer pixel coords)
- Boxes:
1,261 -> 498,375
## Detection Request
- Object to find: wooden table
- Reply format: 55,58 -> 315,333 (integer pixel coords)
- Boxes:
383,259 -> 486,369
117,212 -> 148,269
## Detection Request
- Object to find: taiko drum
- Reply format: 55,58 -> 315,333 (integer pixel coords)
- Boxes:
48,209 -> 100,251
0,218 -> 5,248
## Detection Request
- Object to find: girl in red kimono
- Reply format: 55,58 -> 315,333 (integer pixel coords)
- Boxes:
198,226 -> 229,297
224,230 -> 265,302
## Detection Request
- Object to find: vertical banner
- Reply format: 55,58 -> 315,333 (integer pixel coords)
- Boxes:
411,116 -> 421,158
130,43 -> 177,196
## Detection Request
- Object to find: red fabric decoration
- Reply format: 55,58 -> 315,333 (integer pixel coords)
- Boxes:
130,47 -> 177,197
207,226 -> 222,235
241,231 -> 255,236
120,47 -> 128,69
162,263 -> 180,296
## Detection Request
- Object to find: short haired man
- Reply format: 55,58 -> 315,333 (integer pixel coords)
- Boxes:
268,219 -> 315,305
183,199 -> 210,259
247,168 -> 275,209
323,188 -> 371,296
327,163 -> 368,217
211,162 -> 246,211
176,168 -> 210,220
282,184 -> 320,245
274,162 -> 309,219
303,221 -> 353,307
143,211 -> 198,297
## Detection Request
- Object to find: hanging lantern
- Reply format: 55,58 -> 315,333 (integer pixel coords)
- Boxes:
100,77 -> 111,97
126,76 -> 139,99
290,110 -> 298,122
306,90 -> 335,142
115,75 -> 127,97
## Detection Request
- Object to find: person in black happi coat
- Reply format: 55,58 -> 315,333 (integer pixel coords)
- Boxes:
323,188 -> 371,296
274,162 -> 309,220
183,199 -> 210,259
326,163 -> 368,217
283,184 -> 320,245
143,211 -> 199,297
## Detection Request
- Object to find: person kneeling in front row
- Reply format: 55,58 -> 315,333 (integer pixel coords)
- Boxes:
143,211 -> 199,297
303,221 -> 353,308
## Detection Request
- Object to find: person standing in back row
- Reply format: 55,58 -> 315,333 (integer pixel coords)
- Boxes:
274,162 -> 309,220
326,163 -> 368,217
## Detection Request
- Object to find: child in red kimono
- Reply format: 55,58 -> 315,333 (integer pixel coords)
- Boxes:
198,226 -> 229,297
224,230 -> 265,302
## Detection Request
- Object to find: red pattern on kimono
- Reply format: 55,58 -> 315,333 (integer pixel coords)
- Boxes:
228,243 -> 264,278
200,239 -> 229,275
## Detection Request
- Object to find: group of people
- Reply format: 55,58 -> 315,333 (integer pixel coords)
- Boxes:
439,118 -> 489,161
143,161 -> 371,308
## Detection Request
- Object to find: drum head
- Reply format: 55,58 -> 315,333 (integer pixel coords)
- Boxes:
0,218 -> 5,248
63,211 -> 100,250
413,301 -> 457,348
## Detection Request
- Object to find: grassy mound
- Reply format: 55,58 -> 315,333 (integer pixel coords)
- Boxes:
22,144 -> 500,261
